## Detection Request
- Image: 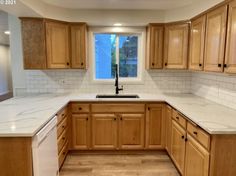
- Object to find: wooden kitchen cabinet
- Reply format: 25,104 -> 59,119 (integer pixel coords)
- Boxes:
204,5 -> 228,72
185,134 -> 210,176
46,21 -> 70,69
171,120 -> 186,175
71,23 -> 87,69
146,24 -> 164,69
145,104 -> 165,149
225,0 -> 236,73
119,114 -> 145,149
72,114 -> 90,150
92,114 -> 118,150
165,105 -> 172,155
189,15 -> 206,71
164,22 -> 189,69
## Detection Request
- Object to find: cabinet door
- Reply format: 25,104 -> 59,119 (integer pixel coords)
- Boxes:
164,23 -> 189,69
171,120 -> 186,175
165,105 -> 172,155
92,114 -> 118,150
204,5 -> 227,72
46,21 -> 70,69
189,15 -> 206,71
185,135 -> 210,176
119,114 -> 144,149
71,23 -> 87,69
146,24 -> 164,69
146,104 -> 165,149
72,114 -> 90,150
225,1 -> 236,73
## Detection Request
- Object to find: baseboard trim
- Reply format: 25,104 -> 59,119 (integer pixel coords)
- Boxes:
0,92 -> 13,102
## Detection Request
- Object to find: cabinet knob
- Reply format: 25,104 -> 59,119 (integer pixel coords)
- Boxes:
185,138 -> 188,142
114,118 -> 117,121
152,63 -> 155,66
79,107 -> 82,110
218,64 -> 222,67
148,107 -> 150,111
181,135 -> 185,139
67,62 -> 70,66
224,64 -> 227,68
81,62 -> 84,66
165,63 -> 167,66
176,116 -> 179,120
199,64 -> 202,67
62,137 -> 66,140
120,117 -> 123,121
193,131 -> 198,135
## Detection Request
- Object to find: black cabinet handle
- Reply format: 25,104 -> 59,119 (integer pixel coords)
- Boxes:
120,117 -> 123,121
114,118 -> 116,121
185,138 -> 188,142
86,118 -> 89,121
79,107 -> 82,110
176,116 -> 179,120
81,62 -> 84,66
224,64 -> 227,68
218,64 -> 222,67
193,131 -> 198,135
181,135 -> 185,139
165,63 -> 167,66
152,63 -> 155,66
148,107 -> 150,111
67,62 -> 70,66
199,64 -> 202,67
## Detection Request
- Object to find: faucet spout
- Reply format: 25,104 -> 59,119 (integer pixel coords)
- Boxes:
114,64 -> 123,95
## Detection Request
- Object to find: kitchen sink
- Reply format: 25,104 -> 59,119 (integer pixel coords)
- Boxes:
96,94 -> 140,98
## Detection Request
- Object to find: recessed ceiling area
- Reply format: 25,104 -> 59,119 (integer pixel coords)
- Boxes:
41,0 -> 198,10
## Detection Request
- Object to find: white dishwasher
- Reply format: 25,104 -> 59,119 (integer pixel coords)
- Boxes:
32,116 -> 59,176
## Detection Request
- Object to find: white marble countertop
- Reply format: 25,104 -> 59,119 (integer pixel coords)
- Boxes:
0,93 -> 236,137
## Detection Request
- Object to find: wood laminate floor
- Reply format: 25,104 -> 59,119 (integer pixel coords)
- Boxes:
60,151 -> 180,176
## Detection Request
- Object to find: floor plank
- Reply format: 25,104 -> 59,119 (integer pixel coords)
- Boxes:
60,151 -> 180,176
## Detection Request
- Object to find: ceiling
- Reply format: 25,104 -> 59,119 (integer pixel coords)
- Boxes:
0,11 -> 9,45
41,0 -> 198,10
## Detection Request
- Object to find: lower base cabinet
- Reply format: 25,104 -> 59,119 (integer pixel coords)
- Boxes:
185,135 -> 209,176
171,120 -> 186,175
119,114 -> 145,149
92,114 -> 118,150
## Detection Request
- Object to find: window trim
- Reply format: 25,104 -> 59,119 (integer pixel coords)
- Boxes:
88,26 -> 146,85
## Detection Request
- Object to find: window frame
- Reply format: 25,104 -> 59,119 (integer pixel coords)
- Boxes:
89,26 -> 146,84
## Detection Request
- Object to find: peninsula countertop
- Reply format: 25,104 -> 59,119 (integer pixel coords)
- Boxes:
0,93 -> 236,137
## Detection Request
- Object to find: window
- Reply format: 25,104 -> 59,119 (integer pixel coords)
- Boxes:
90,27 -> 144,83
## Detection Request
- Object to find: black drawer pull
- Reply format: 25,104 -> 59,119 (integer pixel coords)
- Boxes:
218,64 -> 222,67
193,131 -> 198,135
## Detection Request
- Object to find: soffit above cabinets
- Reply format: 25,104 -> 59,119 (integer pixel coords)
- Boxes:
41,0 -> 199,10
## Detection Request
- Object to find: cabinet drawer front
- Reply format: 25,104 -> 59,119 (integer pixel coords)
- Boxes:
57,116 -> 67,138
187,122 -> 210,150
91,104 -> 145,113
71,103 -> 90,113
58,129 -> 67,154
58,141 -> 68,168
172,110 -> 187,129
57,107 -> 67,124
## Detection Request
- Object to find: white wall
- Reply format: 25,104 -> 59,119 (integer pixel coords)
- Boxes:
0,45 -> 12,95
8,14 -> 26,95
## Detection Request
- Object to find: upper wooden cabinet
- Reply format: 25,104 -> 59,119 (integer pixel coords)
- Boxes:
225,1 -> 236,73
204,5 -> 228,72
20,18 -> 87,69
46,21 -> 70,69
71,23 -> 87,69
189,15 -> 206,71
21,18 -> 47,69
145,104 -> 165,149
164,22 -> 189,69
146,24 -> 164,69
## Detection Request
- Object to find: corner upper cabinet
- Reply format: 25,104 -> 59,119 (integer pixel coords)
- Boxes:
189,15 -> 206,71
146,24 -> 164,69
21,18 -> 47,69
225,1 -> 236,73
20,18 -> 87,69
70,23 -> 87,69
46,21 -> 70,69
164,22 -> 189,69
204,5 -> 228,72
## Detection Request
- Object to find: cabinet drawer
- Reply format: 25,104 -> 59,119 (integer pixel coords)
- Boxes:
57,107 -> 67,125
91,104 -> 145,113
187,122 -> 210,150
58,141 -> 68,168
58,129 -> 67,154
57,116 -> 67,138
71,103 -> 90,113
172,110 -> 187,129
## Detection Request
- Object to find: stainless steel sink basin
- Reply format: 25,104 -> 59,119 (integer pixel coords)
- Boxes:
96,94 -> 140,98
